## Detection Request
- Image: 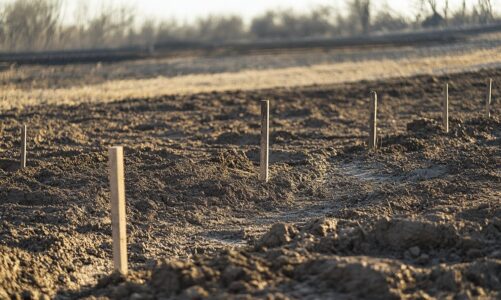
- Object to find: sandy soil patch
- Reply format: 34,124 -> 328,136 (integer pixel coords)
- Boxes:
1,47 -> 501,109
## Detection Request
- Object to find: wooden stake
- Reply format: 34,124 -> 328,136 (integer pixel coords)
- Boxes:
443,83 -> 449,133
369,91 -> 377,150
109,146 -> 128,275
260,100 -> 269,182
486,78 -> 492,118
20,125 -> 27,169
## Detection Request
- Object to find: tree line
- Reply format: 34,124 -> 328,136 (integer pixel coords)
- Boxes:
0,0 -> 497,52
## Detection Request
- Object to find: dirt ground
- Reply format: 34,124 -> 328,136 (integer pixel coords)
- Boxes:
0,68 -> 500,299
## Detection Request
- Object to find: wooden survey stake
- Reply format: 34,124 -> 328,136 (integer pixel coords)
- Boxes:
260,100 -> 269,182
487,78 -> 492,118
109,146 -> 128,275
369,91 -> 378,150
443,83 -> 449,133
20,125 -> 27,168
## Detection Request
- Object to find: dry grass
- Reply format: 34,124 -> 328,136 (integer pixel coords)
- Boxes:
1,47 -> 500,109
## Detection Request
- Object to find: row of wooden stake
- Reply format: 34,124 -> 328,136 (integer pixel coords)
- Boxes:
106,99 -> 271,275
368,79 -> 495,150
105,100 -> 271,275
11,79 -> 492,275
442,80 -> 493,133
109,78 -> 496,274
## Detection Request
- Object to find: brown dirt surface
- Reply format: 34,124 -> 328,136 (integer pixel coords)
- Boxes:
0,68 -> 500,299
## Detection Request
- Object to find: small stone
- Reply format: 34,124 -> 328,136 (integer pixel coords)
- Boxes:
409,246 -> 421,257
228,280 -> 251,293
436,270 -> 462,292
302,218 -> 337,237
58,274 -> 67,283
130,293 -> 147,300
222,266 -> 244,284
256,223 -> 298,249
182,285 -> 209,299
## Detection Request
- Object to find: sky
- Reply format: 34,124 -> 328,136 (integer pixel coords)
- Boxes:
59,0 -> 499,24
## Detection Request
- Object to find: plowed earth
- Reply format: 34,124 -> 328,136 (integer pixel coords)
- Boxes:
0,69 -> 500,299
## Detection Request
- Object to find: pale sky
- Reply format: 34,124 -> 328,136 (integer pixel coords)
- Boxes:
59,0 -> 499,24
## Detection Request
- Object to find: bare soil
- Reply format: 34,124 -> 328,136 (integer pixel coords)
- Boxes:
0,68 -> 500,299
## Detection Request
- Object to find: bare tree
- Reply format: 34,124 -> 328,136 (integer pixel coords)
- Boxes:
443,0 -> 450,24
250,8 -> 333,39
250,12 -> 279,39
476,0 -> 493,23
83,3 -> 135,49
418,0 -> 448,27
418,0 -> 454,18
139,20 -> 156,49
348,0 -> 371,34
196,15 -> 245,42
3,0 -> 497,53
449,0 -> 469,26
1,0 -> 61,51
372,11 -> 408,32
426,0 -> 438,14
460,0 -> 467,20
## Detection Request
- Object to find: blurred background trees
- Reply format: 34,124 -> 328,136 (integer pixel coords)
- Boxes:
250,8 -> 333,39
1,0 -> 61,51
0,0 -> 499,52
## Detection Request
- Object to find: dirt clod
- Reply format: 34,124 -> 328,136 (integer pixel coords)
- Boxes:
256,224 -> 299,249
